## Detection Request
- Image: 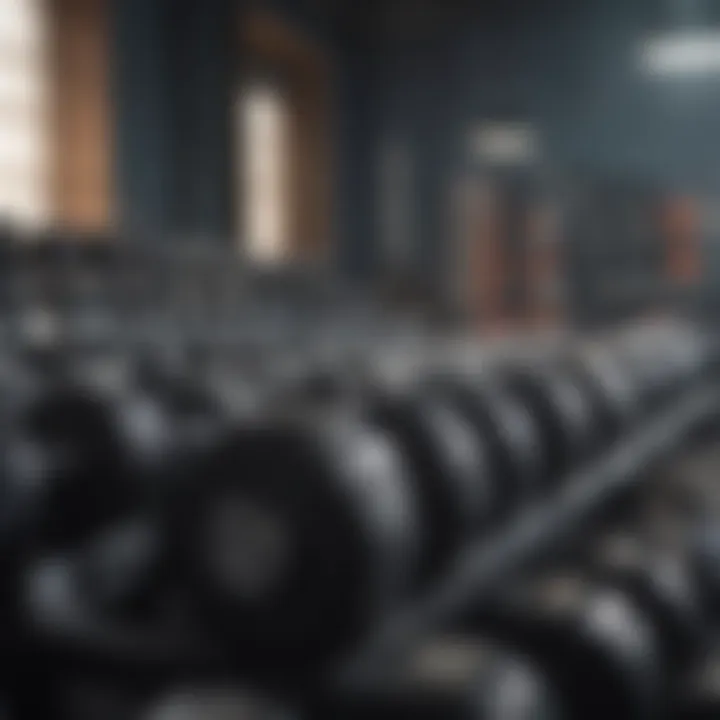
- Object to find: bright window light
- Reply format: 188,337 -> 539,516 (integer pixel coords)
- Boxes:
237,83 -> 290,264
642,31 -> 720,76
0,0 -> 47,229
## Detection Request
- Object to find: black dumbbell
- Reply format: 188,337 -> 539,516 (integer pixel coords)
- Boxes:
139,687 -> 299,720
584,443 -> 720,622
496,360 -> 598,482
168,409 -> 424,675
671,650 -> 720,719
563,340 -> 642,447
270,346 -> 499,585
463,571 -> 665,720
465,516 -> 709,719
314,635 -> 561,720
609,321 -> 710,414
364,382 -> 495,587
579,530 -> 706,675
17,371 -> 432,681
0,339 -> 230,554
423,372 -> 545,524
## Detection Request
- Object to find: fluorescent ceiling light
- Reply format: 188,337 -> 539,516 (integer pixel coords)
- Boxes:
642,31 -> 720,76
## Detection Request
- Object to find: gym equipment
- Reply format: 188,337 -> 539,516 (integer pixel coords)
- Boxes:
608,321 -> 712,413
425,373 -> 545,523
611,445 -> 720,621
564,340 -> 642,445
313,634 -> 560,720
671,650 -> 720,720
170,410 -> 423,674
498,360 -> 598,481
139,686 -> 299,720
582,530 -> 706,673
270,345 -> 500,583
463,571 -> 664,720
336,385 -> 714,692
365,384 -> 494,586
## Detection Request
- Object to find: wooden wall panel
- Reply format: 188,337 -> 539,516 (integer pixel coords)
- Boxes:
664,196 -> 701,285
49,0 -> 113,232
241,10 -> 332,262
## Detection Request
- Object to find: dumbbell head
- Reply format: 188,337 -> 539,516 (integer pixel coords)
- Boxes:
170,412 -> 422,674
425,373 -> 545,523
2,348 -> 220,549
366,386 -> 494,586
19,383 -> 132,545
672,652 -> 720,720
140,687 -> 297,720
465,572 -> 665,720
280,350 -> 498,585
609,320 -> 710,412
496,361 -> 598,482
315,635 -> 560,720
564,340 -> 642,445
583,531 -> 706,672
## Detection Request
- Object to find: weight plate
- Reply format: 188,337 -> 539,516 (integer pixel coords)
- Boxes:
466,573 -> 663,720
427,375 -> 544,524
500,365 -> 597,482
172,412 -> 421,673
368,390 -> 493,586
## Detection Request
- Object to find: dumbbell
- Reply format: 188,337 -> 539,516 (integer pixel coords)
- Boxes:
670,650 -> 720,719
0,338 -> 231,554
138,687 -> 299,720
562,340 -> 642,447
578,529 -> 707,675
277,333 -> 619,531
313,635 -> 561,720
423,372 -> 545,524
444,334 -> 634,485
283,335 -> 589,510
15,377 -> 425,686
165,408 -> 426,675
496,359 -> 598,480
21,355 -> 493,678
623,449 -> 720,627
21,387 -> 431,675
267,343 -> 502,582
19,674 -> 298,720
361,373 -> 497,587
40,325 -> 656,681
162,347 -> 603,678
121,338 -> 540,673
608,321 -> 711,414
464,510 -> 712,718
463,570 -> 665,720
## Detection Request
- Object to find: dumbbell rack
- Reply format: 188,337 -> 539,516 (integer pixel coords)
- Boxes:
332,383 -> 720,692
2,235 -> 718,716
16,381 -> 718,700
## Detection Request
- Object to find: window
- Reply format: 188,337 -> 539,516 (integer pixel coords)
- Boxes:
0,0 -> 48,228
237,82 -> 290,264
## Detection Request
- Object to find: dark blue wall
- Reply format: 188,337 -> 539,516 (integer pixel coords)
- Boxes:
111,0 -> 377,280
369,0 -> 720,280
112,0 -> 234,241
113,0 -> 176,236
107,0 -> 720,280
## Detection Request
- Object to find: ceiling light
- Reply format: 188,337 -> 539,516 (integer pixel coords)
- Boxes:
642,31 -> 720,76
